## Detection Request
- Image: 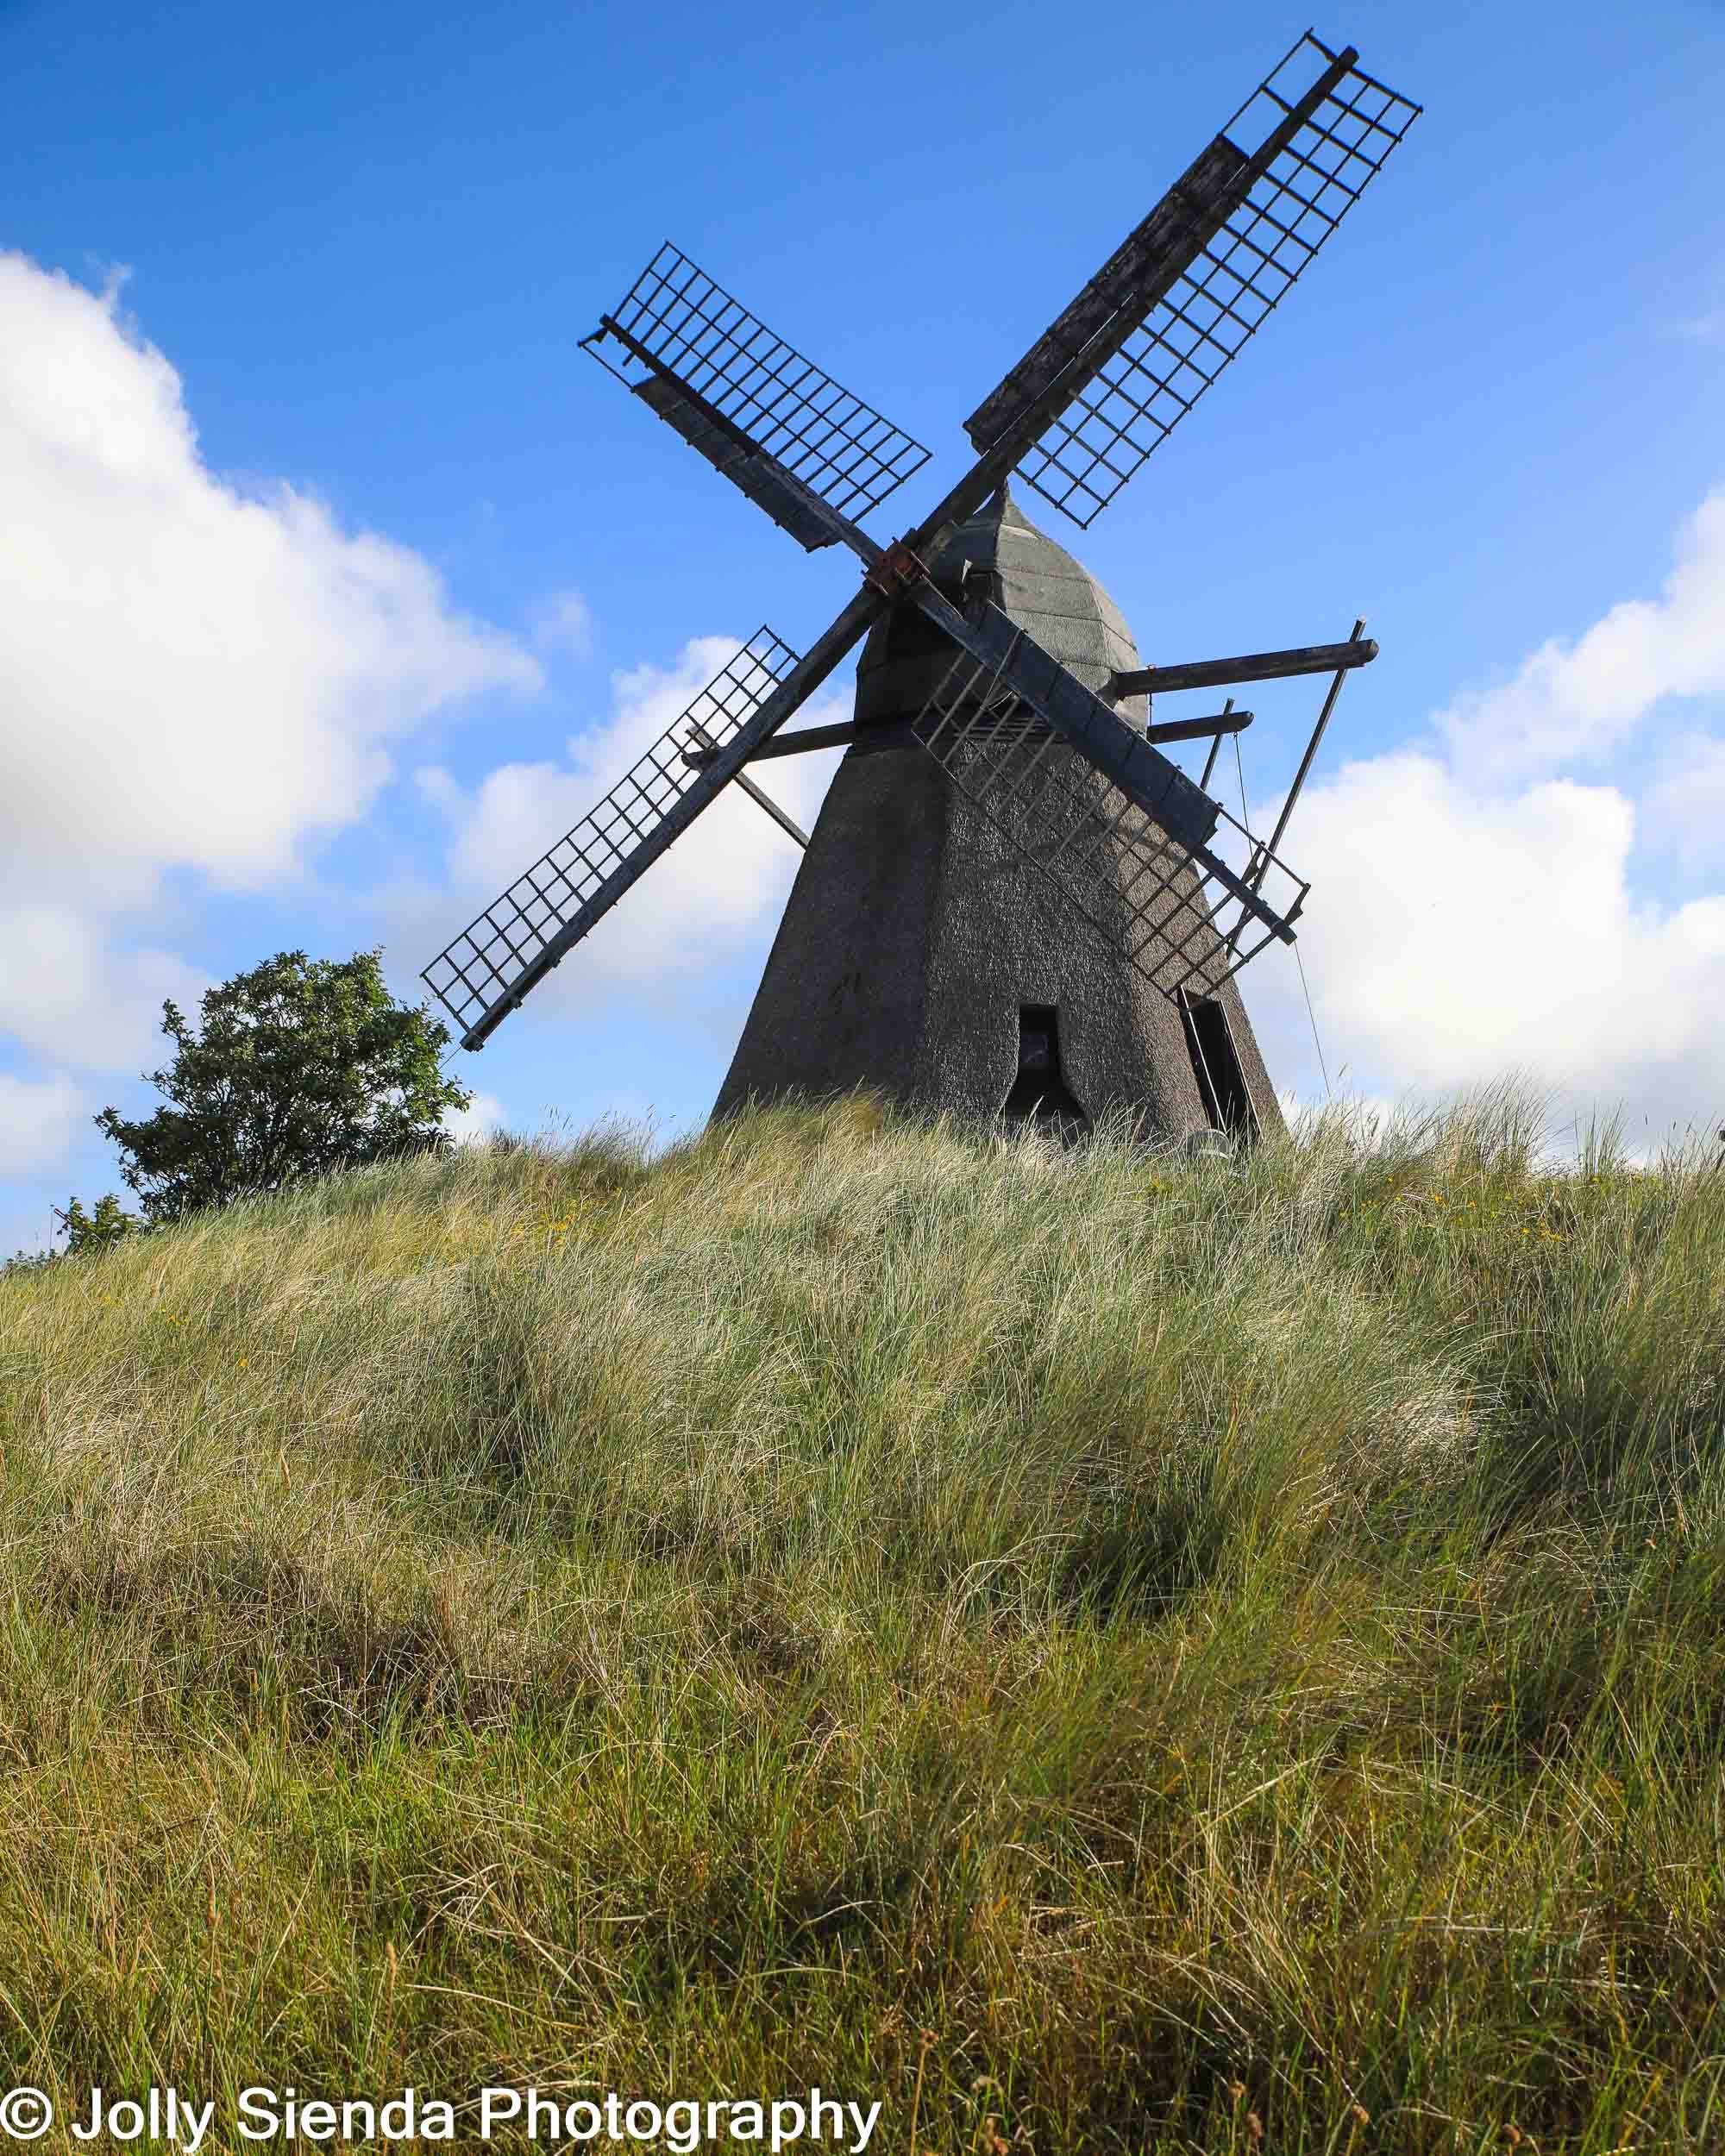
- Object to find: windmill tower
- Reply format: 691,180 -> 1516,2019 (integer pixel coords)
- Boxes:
712,481 -> 1283,1139
421,32 -> 1420,1142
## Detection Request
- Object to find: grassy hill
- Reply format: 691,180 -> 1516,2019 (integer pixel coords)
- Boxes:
2,1094 -> 1723,2153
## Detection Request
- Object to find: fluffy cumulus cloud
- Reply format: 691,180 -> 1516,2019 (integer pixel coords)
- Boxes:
0,252 -> 542,1169
419,636 -> 846,1020
1437,492 -> 1725,784
1270,753 -> 1725,1129
0,256 -> 540,908
1258,492 -> 1725,1145
0,902 -> 209,1071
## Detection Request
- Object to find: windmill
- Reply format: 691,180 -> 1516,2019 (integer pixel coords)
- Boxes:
423,30 -> 1420,1143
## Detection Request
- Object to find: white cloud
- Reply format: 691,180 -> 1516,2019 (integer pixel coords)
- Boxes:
1280,749 -> 1724,1102
0,251 -> 542,1077
0,1075 -> 85,1178
0,254 -> 540,907
1256,497 -> 1725,1145
1645,731 -> 1725,865
0,903 -> 209,1070
1437,491 -> 1725,784
532,588 -> 594,661
443,1089 -> 507,1145
421,636 -> 846,1017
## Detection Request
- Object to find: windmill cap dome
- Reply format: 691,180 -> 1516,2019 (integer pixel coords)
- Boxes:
854,479 -> 1149,730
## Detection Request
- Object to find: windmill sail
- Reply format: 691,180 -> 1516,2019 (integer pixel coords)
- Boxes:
963,134 -> 1251,458
967,32 -> 1421,527
586,244 -> 931,538
630,373 -> 853,553
901,588 -> 1222,851
906,631 -> 1309,1000
423,629 -> 803,1050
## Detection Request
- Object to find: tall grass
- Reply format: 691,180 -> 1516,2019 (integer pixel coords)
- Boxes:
2,1089 -> 1724,2151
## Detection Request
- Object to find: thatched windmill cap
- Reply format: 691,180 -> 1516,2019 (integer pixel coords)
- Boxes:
854,479 -> 1151,733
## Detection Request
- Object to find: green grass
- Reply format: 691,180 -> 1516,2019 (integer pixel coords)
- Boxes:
3,1090 -> 1724,2153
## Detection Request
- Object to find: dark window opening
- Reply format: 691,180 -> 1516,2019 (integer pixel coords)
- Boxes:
1002,1005 -> 1089,1135
1180,992 -> 1258,1141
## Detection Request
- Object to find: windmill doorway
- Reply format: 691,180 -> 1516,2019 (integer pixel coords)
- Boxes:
1179,991 -> 1258,1141
1001,1005 -> 1089,1138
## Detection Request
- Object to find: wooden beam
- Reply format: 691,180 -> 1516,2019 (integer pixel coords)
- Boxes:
1143,706 -> 1253,746
688,717 -> 865,764
1110,638 -> 1377,699
687,725 -> 808,848
683,705 -> 1257,772
1258,618 -> 1367,866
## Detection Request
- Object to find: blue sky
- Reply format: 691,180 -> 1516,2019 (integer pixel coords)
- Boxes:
3,0 -> 1723,1248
